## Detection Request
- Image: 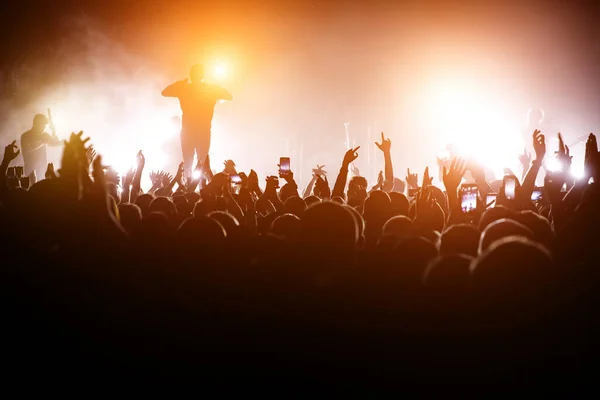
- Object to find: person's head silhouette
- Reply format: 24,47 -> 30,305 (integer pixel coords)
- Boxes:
32,114 -> 49,132
190,64 -> 205,84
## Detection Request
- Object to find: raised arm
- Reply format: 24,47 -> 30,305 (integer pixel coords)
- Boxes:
162,79 -> 187,97
521,129 -> 546,197
332,147 -> 359,199
375,132 -> 394,192
44,132 -> 63,147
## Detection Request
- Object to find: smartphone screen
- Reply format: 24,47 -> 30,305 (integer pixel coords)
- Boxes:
486,193 -> 497,208
279,157 -> 291,177
460,184 -> 478,214
504,176 -> 516,200
230,174 -> 242,184
531,188 -> 543,201
230,174 -> 242,194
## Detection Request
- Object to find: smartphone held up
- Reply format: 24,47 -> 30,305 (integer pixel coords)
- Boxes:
279,157 -> 291,179
230,174 -> 242,195
459,183 -> 479,214
503,175 -> 517,200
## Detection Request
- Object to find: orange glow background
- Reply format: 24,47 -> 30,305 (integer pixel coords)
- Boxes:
1,1 -> 599,187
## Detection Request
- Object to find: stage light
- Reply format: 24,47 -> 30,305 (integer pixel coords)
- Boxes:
192,169 -> 201,179
545,157 -> 561,172
422,77 -> 523,181
214,63 -> 228,78
571,164 -> 584,179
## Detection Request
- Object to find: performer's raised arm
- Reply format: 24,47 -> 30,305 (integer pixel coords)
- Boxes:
162,79 -> 188,97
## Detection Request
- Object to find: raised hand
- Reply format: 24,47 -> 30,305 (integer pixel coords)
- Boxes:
136,150 -> 145,169
248,169 -> 260,191
555,132 -> 572,170
312,164 -> 327,177
223,159 -> 236,173
342,146 -> 360,167
59,131 -> 91,183
122,166 -> 135,188
584,133 -> 598,180
406,168 -> 418,189
532,129 -> 546,161
315,174 -> 331,198
3,141 -> 21,164
85,146 -> 96,167
518,148 -> 532,168
442,157 -> 467,193
422,166 -> 433,188
376,170 -> 384,188
174,161 -> 185,183
375,132 -> 391,153
415,186 -> 436,220
104,167 -> 120,185
265,175 -> 280,195
350,163 -> 360,177
201,154 -> 211,174
157,170 -> 172,188
45,163 -> 57,180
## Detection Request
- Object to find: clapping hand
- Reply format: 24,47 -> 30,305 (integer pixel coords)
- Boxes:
312,164 -> 327,177
372,170 -> 384,190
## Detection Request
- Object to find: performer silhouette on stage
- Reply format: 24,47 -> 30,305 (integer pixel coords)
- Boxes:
20,112 -> 61,179
162,64 -> 233,177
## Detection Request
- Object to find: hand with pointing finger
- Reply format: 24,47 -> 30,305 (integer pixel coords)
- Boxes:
375,132 -> 391,154
343,146 -> 360,167
406,168 -> 418,189
3,141 -> 21,164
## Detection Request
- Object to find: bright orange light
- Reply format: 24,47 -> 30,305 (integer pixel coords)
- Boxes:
421,76 -> 524,180
214,63 -> 228,79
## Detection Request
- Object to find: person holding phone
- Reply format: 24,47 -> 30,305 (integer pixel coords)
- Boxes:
20,112 -> 62,179
162,64 -> 233,179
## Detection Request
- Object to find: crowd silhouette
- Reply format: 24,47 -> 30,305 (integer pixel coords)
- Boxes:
2,123 -> 599,388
